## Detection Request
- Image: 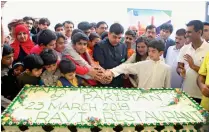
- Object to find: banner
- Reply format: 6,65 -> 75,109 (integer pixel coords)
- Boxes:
127,8 -> 172,36
206,2 -> 209,22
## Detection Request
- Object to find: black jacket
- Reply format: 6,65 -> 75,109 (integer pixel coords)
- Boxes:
93,38 -> 127,87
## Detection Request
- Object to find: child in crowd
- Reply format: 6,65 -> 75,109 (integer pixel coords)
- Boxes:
87,33 -> 101,57
105,39 -> 171,89
54,32 -> 65,61
2,62 -> 24,100
70,32 -> 99,85
1,44 -> 14,77
57,59 -> 86,87
17,54 -> 44,89
30,29 -> 57,55
124,30 -> 136,58
40,49 -> 61,86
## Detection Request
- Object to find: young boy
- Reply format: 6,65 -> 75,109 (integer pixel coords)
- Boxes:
57,59 -> 85,87
40,49 -> 61,86
1,44 -> 14,77
2,62 -> 24,100
124,30 -> 136,58
105,39 -> 171,89
30,29 -> 57,55
17,54 -> 44,89
70,32 -> 98,85
87,33 -> 101,57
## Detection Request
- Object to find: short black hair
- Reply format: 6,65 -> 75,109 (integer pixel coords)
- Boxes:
176,28 -> 186,38
186,20 -> 203,35
40,49 -> 57,66
63,21 -> 74,28
55,32 -> 65,40
37,29 -> 57,46
2,44 -> 14,57
135,36 -> 149,45
78,21 -> 92,31
23,54 -> 44,71
96,21 -> 108,29
23,16 -> 35,22
109,23 -> 124,35
125,30 -> 136,38
13,62 -> 24,70
135,37 -> 149,62
90,22 -> 97,29
59,58 -> 76,74
148,39 -> 165,52
100,31 -> 108,40
203,22 -> 209,26
71,29 -> 84,38
89,33 -> 100,41
160,23 -> 173,34
72,32 -> 89,45
39,18 -> 50,26
146,25 -> 156,31
54,23 -> 63,31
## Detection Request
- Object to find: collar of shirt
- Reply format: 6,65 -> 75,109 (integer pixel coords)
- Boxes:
173,45 -> 181,51
189,40 -> 207,51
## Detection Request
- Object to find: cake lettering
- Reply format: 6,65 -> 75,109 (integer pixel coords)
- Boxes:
7,87 -> 206,125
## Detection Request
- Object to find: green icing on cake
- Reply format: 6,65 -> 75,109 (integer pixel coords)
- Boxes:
1,85 -> 209,129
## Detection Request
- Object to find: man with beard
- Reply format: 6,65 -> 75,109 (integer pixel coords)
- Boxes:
165,28 -> 186,88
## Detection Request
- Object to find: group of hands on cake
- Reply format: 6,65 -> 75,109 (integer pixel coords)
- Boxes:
88,66 -> 115,84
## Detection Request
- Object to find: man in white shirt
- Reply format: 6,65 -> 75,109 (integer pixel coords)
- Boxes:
105,39 -> 171,89
177,20 -> 209,104
63,21 -> 74,43
166,28 -> 186,88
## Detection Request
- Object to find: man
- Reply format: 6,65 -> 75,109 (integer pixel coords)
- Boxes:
128,25 -> 139,37
78,21 -> 92,37
159,23 -> 175,58
93,23 -> 127,87
144,25 -> 157,40
32,18 -> 50,44
124,30 -> 136,58
177,20 -> 209,104
23,16 -> 34,32
31,18 -> 39,35
90,22 -> 97,33
23,16 -> 35,38
203,22 -> 209,42
63,21 -> 74,43
166,28 -> 186,88
197,52 -> 209,132
96,21 -> 108,36
54,23 -> 64,33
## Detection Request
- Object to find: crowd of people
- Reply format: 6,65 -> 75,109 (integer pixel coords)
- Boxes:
1,16 -> 209,113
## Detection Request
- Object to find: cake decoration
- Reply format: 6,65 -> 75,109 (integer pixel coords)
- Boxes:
1,85 -> 209,131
